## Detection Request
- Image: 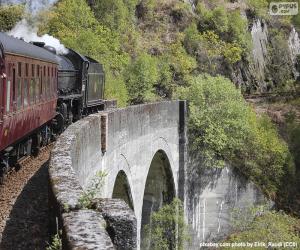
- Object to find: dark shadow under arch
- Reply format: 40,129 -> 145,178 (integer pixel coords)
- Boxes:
141,150 -> 175,248
112,170 -> 134,210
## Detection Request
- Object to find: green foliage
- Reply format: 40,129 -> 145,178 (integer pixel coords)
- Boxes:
176,74 -> 251,168
223,211 -> 300,249
155,56 -> 173,98
267,30 -> 294,89
125,53 -> 159,104
227,11 -> 252,53
223,43 -> 243,65
89,0 -> 138,31
246,0 -> 269,18
196,4 -> 228,34
176,74 -> 292,196
46,233 -> 62,250
79,171 -> 107,209
142,198 -> 189,250
167,39 -> 197,79
0,4 -> 24,32
40,0 -> 130,106
231,204 -> 269,232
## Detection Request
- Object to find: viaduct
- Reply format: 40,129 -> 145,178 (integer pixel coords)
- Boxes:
49,100 -> 266,249
49,101 -> 187,249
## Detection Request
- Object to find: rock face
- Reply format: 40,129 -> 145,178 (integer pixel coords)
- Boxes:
288,26 -> 300,78
186,164 -> 271,250
251,19 -> 269,87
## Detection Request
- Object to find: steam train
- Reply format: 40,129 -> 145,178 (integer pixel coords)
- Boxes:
0,32 -> 105,183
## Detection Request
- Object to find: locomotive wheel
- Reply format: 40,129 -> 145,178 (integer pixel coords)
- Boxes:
14,163 -> 21,172
32,147 -> 40,157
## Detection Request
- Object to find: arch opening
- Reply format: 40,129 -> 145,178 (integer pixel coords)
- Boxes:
141,150 -> 175,249
112,170 -> 134,210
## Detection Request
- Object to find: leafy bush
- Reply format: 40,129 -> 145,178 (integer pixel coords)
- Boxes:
125,53 -> 159,104
246,0 -> 269,18
223,211 -> 300,249
0,4 -> 24,31
267,30 -> 294,89
89,0 -> 138,32
142,198 -> 189,250
176,74 -> 292,196
46,233 -> 62,250
196,4 -> 228,34
79,171 -> 107,209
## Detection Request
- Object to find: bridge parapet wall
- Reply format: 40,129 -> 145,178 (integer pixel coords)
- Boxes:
49,101 -> 186,250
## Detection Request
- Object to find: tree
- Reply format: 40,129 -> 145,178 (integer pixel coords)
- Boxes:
0,4 -> 24,32
142,199 -> 189,250
125,53 -> 159,104
176,74 -> 292,196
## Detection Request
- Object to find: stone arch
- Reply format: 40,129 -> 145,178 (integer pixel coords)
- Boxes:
112,170 -> 134,210
140,150 -> 175,247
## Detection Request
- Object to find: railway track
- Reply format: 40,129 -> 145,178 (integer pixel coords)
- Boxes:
0,144 -> 53,249
244,91 -> 300,101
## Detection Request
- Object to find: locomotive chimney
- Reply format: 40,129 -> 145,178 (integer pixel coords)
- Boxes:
31,41 -> 45,47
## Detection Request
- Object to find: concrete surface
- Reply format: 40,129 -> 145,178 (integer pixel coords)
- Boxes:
49,101 -> 187,249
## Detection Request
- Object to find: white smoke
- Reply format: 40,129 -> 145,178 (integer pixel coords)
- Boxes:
8,19 -> 68,54
3,0 -> 68,55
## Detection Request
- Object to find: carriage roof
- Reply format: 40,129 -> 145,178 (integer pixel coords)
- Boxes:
0,32 -> 58,64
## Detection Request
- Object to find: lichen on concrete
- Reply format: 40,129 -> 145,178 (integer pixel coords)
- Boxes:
95,199 -> 137,250
63,210 -> 115,250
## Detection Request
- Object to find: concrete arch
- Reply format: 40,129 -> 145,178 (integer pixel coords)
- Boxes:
140,150 -> 176,248
112,170 -> 134,210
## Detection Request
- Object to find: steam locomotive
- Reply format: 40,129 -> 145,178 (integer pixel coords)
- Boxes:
0,32 -> 106,183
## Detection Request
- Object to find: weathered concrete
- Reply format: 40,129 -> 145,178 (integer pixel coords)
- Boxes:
95,199 -> 137,250
62,210 -> 114,250
186,164 -> 270,249
49,101 -> 187,249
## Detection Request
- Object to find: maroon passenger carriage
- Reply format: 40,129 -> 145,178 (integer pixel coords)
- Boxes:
0,33 -> 58,183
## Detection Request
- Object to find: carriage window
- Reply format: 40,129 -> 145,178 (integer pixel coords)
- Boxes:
30,79 -> 35,104
6,80 -> 10,113
32,64 -> 35,77
44,66 -> 46,76
24,79 -> 28,107
17,79 -> 22,108
25,63 -> 29,77
18,62 -> 22,77
37,65 -> 40,77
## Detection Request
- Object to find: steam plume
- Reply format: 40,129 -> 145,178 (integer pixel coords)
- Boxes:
2,0 -> 68,54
